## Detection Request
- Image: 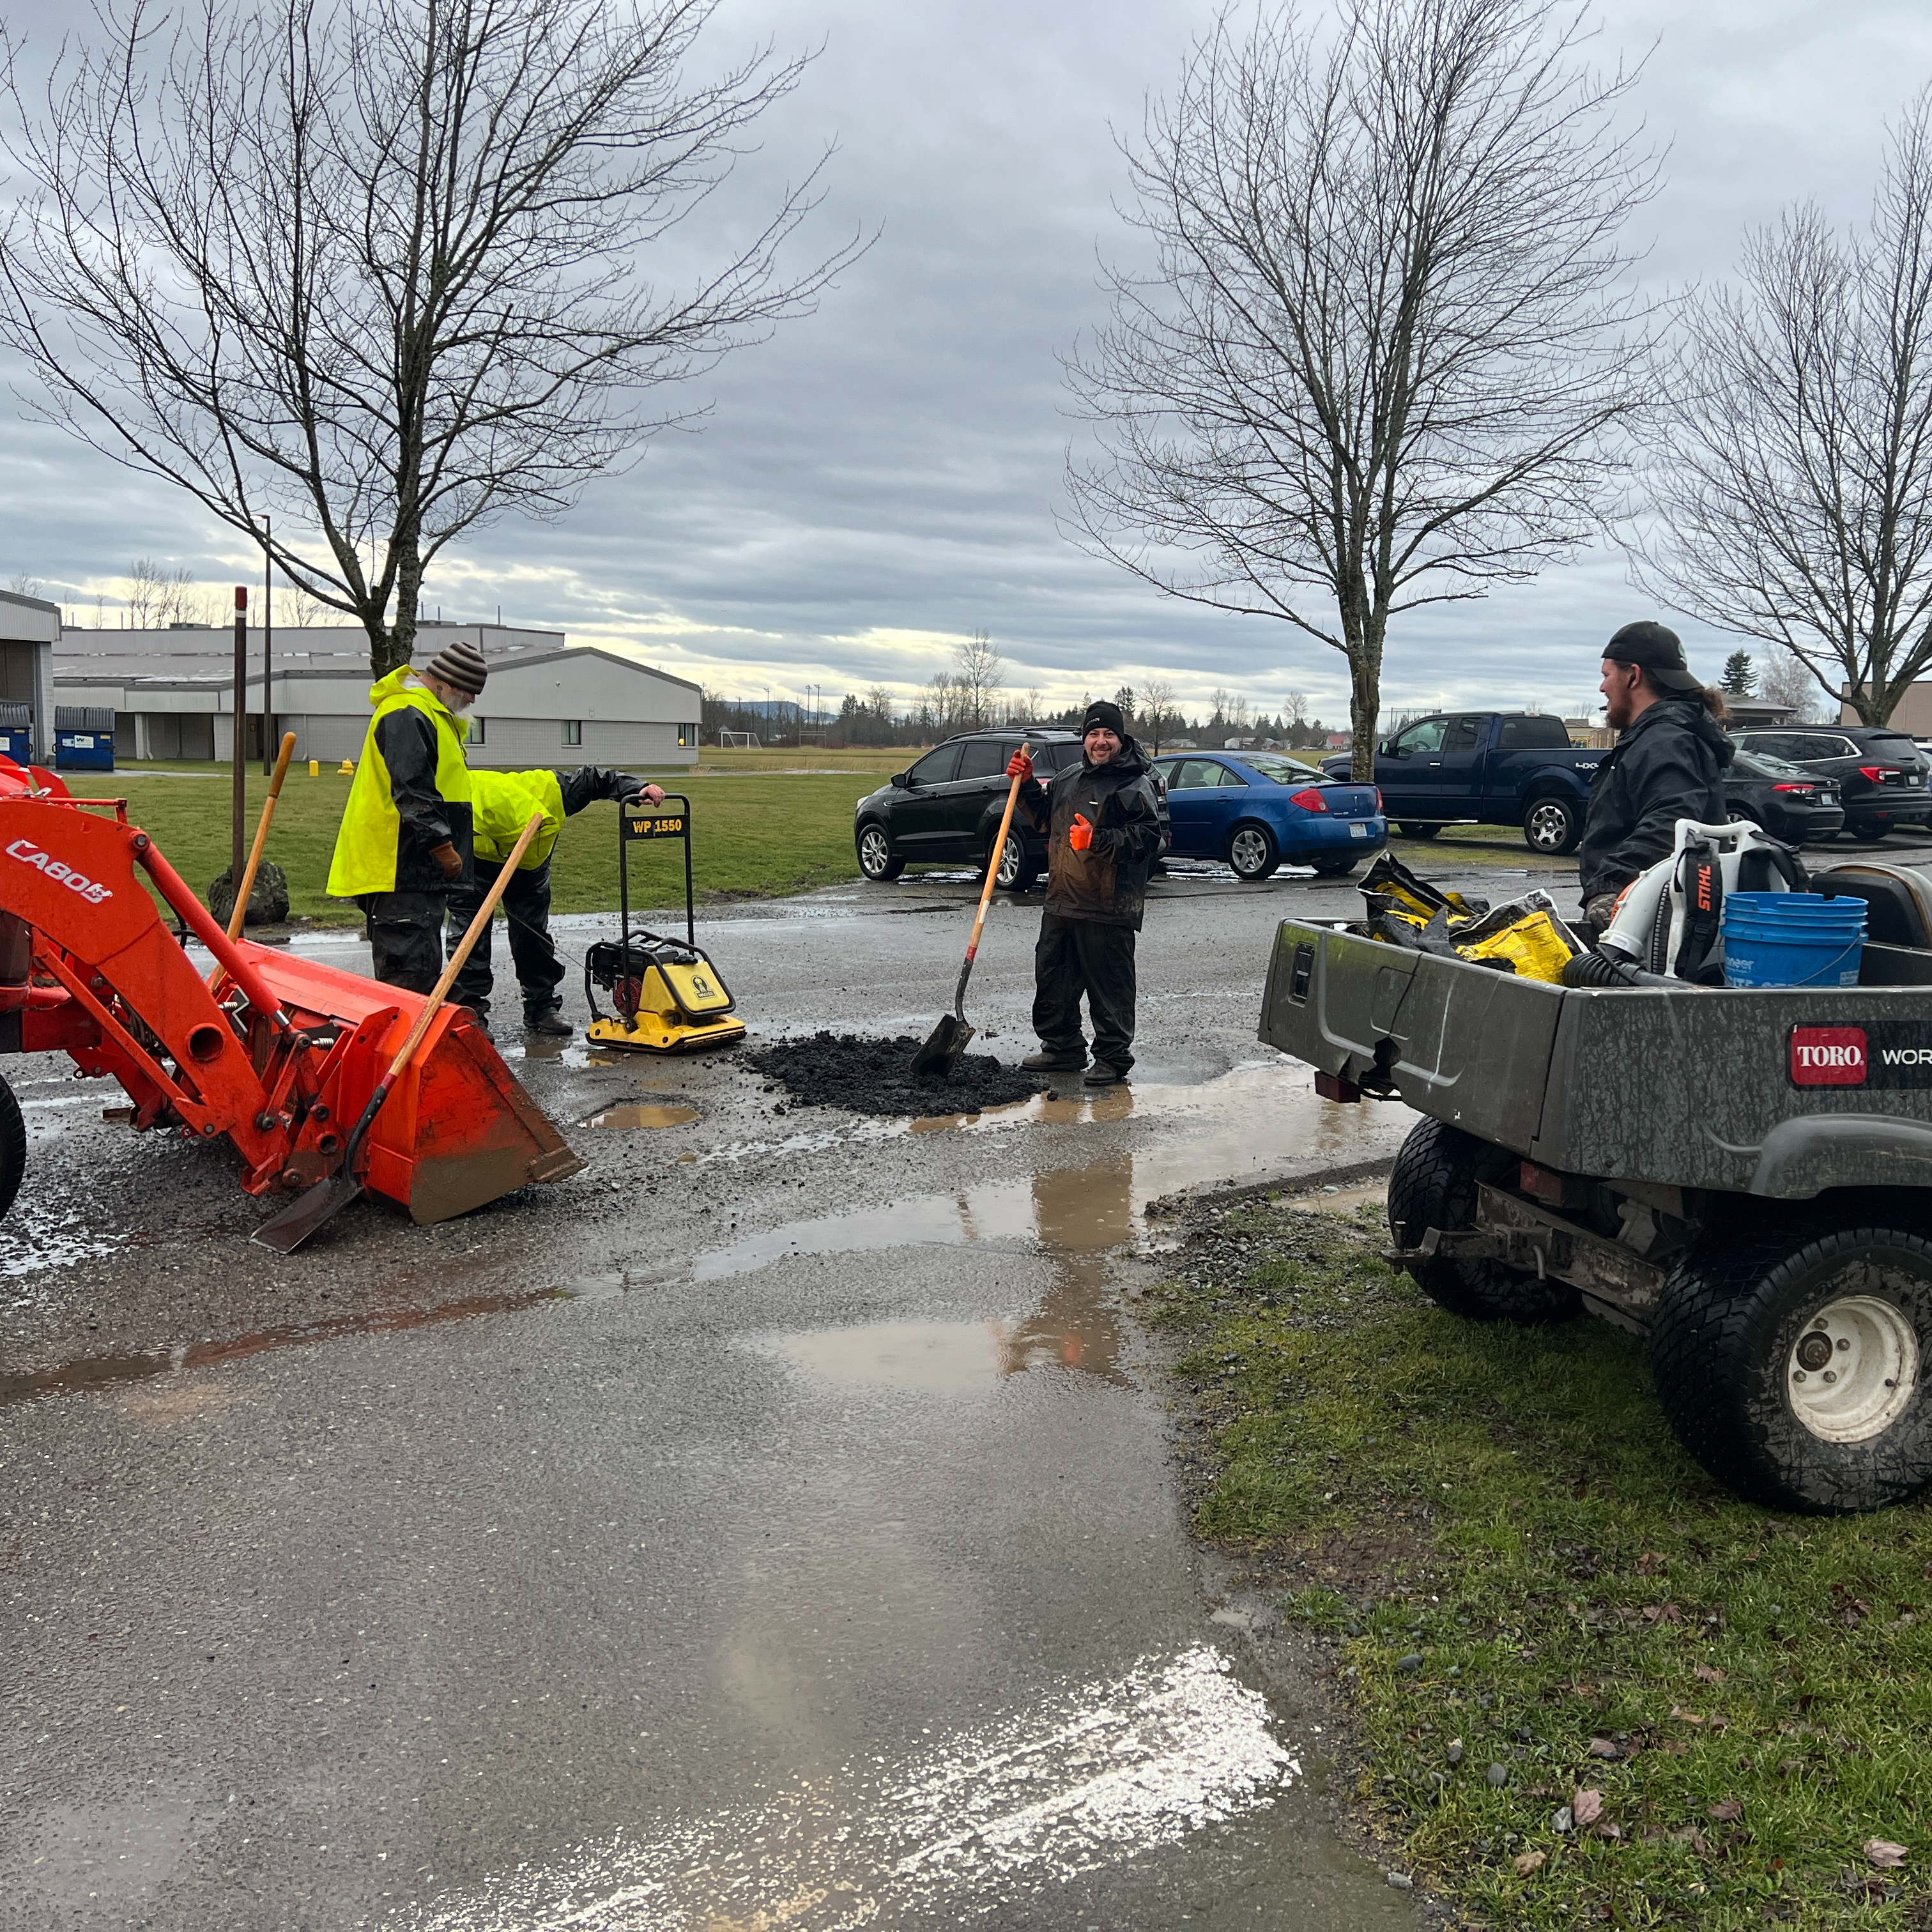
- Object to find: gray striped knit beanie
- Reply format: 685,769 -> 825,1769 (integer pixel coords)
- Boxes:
422,639 -> 487,695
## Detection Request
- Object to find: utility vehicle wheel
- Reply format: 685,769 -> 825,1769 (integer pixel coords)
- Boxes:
1386,1118 -> 1579,1321
1397,822 -> 1442,839
1522,795 -> 1582,857
0,1073 -> 22,1221
1227,823 -> 1280,882
1652,1225 -> 1932,1512
992,829 -> 1039,893
1310,854 -> 1360,878
857,824 -> 904,882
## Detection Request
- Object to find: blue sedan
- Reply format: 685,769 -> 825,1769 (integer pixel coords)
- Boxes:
1149,751 -> 1386,880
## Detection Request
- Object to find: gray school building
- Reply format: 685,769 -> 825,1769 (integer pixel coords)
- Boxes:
48,622 -> 701,769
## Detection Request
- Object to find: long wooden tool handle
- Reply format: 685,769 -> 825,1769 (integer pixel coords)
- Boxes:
224,732 -> 298,942
965,767 -> 1027,963
379,813 -> 543,1082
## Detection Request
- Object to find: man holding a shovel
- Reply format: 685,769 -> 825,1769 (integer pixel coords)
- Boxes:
1006,700 -> 1163,1086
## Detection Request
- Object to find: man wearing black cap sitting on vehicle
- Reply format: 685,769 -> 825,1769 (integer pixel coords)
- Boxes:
1003,698 -> 1165,1085
1578,620 -> 1734,932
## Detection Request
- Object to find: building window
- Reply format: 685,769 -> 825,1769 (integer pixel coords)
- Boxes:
468,716 -> 486,745
562,720 -> 581,747
678,723 -> 694,747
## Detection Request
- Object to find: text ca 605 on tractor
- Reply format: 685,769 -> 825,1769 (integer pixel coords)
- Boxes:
0,758 -> 582,1234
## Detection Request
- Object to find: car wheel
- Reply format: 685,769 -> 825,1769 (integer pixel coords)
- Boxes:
856,823 -> 904,881
992,828 -> 1039,892
1652,1223 -> 1932,1512
1227,822 -> 1279,881
1522,794 -> 1582,856
1388,1120 -> 1578,1321
1310,853 -> 1359,877
1396,822 -> 1442,839
1848,817 -> 1884,841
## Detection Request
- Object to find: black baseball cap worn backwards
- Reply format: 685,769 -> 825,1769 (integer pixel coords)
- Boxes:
1604,620 -> 1701,693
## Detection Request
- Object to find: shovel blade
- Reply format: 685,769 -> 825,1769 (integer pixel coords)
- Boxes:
251,1172 -> 365,1254
912,1011 -> 974,1078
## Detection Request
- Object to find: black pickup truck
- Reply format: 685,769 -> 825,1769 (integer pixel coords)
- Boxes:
1322,710 -> 1600,854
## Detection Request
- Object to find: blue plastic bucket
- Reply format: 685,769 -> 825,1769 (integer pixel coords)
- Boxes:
1722,891 -> 1866,988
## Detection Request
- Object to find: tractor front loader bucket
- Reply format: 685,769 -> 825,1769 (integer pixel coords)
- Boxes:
0,792 -> 583,1232
237,947 -> 586,1223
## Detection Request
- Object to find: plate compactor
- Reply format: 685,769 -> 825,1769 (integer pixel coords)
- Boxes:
584,795 -> 746,1054
0,760 -> 583,1232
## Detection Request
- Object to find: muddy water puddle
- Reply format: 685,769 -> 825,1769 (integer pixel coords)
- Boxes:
581,1100 -> 700,1129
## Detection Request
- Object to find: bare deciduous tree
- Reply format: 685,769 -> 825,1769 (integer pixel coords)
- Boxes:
1758,645 -> 1826,724
1632,95 -> 1932,726
953,629 -> 1004,730
125,556 -> 193,627
1064,0 -> 1658,778
1,0 -> 862,676
1141,677 -> 1176,752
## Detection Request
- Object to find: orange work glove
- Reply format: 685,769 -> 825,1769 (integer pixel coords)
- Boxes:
1006,747 -> 1032,781
1068,814 -> 1094,852
429,839 -> 463,881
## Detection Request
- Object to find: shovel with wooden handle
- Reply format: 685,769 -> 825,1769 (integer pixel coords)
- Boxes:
912,745 -> 1034,1077
207,734 -> 296,984
252,813 -> 544,1253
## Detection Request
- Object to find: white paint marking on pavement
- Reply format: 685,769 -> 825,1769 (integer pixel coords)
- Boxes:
389,1644 -> 1294,1931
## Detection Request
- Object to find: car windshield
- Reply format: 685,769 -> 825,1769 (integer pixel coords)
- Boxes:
1237,752 -> 1324,784
1731,750 -> 1818,779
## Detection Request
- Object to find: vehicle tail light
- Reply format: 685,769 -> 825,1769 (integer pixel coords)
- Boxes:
1772,783 -> 1816,795
1374,787 -> 1383,809
1860,765 -> 1885,781
1289,787 -> 1329,812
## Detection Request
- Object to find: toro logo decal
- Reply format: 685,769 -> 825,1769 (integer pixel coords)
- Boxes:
1791,1025 -> 1866,1085
5,838 -> 113,905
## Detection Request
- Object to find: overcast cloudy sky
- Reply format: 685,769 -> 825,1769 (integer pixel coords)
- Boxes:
4,0 -> 1932,725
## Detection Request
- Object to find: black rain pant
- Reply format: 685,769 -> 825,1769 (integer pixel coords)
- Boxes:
1032,912 -> 1137,1072
445,856 -> 565,1022
360,891 -> 446,996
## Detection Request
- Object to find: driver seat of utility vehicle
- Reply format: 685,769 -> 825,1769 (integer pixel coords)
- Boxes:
1814,861 -> 1932,950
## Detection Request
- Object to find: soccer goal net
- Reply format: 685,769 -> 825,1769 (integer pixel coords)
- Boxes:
719,731 -> 762,749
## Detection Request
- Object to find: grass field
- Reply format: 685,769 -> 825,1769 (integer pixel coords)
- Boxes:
1153,1199 -> 1932,1929
61,765 -> 881,923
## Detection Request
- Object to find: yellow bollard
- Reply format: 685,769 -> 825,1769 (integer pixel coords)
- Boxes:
308,759 -> 320,778
337,758 -> 355,775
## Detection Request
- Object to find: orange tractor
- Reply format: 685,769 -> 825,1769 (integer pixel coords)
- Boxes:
0,760 -> 581,1240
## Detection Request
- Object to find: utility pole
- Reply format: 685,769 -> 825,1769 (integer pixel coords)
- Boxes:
261,518 -> 274,775
231,585 -> 247,884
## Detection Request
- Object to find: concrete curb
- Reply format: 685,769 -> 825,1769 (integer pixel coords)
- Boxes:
1144,1151 -> 1397,1220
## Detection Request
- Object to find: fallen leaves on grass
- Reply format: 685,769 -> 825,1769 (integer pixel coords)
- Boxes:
1514,1850 -> 1546,1876
1585,1736 -> 1620,1759
1669,1705 -> 1705,1725
1572,1789 -> 1604,1827
1692,1662 -> 1726,1683
1708,1799 -> 1744,1823
1865,1839 -> 1909,1869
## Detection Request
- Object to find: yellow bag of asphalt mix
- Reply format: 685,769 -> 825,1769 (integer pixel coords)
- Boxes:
1360,851 -> 1488,924
1453,907 -> 1577,984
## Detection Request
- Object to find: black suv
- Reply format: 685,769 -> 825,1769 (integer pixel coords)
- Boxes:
855,730 -> 1169,891
1731,725 -> 1932,839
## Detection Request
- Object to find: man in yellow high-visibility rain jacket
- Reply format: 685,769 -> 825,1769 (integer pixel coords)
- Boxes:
326,640 -> 486,993
452,763 -> 665,1036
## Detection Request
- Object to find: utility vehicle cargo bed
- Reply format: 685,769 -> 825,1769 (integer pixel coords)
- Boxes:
1259,919 -> 1932,1199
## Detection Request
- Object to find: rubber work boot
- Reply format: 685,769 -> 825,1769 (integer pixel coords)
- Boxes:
523,1004 -> 573,1039
1022,1046 -> 1087,1071
1083,1062 -> 1128,1087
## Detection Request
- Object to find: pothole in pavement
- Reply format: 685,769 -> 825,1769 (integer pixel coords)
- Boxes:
742,1031 -> 1045,1118
579,1100 -> 701,1129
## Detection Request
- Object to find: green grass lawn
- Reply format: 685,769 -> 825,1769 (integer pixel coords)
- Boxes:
61,766 -> 881,922
1151,1199 -> 1932,1929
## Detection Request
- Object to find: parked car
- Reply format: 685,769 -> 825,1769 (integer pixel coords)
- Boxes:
1731,726 -> 1932,840
1149,750 -> 1386,880
853,730 -> 1170,890
1321,710 -> 1601,855
1723,748 -> 1845,844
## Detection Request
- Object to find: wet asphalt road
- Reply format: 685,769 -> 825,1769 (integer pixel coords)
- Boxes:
0,828 -> 1842,1928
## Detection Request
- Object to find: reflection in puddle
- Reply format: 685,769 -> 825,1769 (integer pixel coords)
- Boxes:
760,1320 -> 1000,1396
584,1102 -> 700,1130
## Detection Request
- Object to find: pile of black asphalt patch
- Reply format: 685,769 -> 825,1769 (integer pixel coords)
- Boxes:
742,1031 -> 1047,1119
